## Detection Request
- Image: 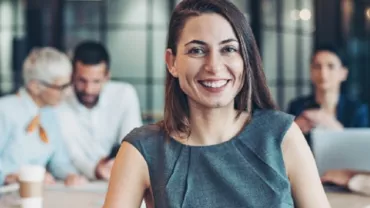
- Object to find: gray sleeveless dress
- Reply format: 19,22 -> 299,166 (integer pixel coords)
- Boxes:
125,110 -> 295,208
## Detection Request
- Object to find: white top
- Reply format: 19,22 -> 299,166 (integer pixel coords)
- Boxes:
56,81 -> 143,179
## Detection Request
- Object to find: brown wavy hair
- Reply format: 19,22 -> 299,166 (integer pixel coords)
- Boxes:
160,0 -> 277,137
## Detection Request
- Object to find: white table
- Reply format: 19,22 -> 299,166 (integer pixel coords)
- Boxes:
0,182 -> 106,208
2,183 -> 370,208
327,192 -> 370,208
0,182 -> 146,208
41,191 -> 370,208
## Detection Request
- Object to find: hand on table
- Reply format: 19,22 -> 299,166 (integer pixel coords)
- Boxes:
64,174 -> 88,186
4,174 -> 18,185
95,158 -> 115,180
295,114 -> 314,134
44,172 -> 56,185
299,109 -> 343,130
321,169 -> 357,187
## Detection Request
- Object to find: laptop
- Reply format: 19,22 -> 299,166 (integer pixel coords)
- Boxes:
311,128 -> 370,177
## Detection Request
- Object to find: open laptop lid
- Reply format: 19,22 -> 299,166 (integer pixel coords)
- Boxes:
311,128 -> 370,176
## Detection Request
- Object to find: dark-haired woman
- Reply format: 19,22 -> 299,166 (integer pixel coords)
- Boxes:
104,0 -> 330,207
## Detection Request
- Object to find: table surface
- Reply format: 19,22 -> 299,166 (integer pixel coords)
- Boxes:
327,192 -> 370,208
2,182 -> 370,208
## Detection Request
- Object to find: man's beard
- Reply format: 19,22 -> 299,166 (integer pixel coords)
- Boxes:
75,91 -> 100,108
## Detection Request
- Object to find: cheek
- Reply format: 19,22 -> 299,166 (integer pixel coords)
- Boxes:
311,71 -> 320,79
48,89 -> 61,99
177,74 -> 191,92
74,80 -> 86,89
228,56 -> 244,73
91,84 -> 103,94
74,83 -> 83,92
39,90 -> 51,102
229,61 -> 244,84
176,61 -> 199,86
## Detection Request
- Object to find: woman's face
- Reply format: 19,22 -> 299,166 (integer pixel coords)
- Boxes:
311,51 -> 348,92
166,13 -> 244,109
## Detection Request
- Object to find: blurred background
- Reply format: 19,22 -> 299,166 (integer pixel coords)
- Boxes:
0,0 -> 369,123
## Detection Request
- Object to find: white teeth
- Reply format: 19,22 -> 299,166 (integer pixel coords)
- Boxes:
200,80 -> 228,88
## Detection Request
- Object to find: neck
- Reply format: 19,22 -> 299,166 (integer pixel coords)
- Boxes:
315,88 -> 340,113
185,102 -> 247,146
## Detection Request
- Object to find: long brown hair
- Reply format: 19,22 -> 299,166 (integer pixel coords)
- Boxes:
160,0 -> 277,137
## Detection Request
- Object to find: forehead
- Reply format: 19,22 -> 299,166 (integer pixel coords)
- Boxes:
178,13 -> 237,44
313,51 -> 341,64
75,61 -> 107,77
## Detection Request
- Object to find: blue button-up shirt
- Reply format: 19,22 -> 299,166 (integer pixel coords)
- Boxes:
0,88 -> 78,185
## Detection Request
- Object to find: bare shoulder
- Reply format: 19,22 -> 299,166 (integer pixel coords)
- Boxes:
280,122 -> 331,207
281,122 -> 306,154
281,122 -> 311,174
117,141 -> 150,182
103,141 -> 150,208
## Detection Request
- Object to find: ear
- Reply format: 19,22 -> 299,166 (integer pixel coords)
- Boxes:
27,80 -> 42,95
341,66 -> 349,81
165,49 -> 178,77
105,71 -> 111,82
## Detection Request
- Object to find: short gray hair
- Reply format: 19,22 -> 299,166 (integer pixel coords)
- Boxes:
23,47 -> 72,85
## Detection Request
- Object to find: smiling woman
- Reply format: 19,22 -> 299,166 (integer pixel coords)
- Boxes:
103,0 -> 331,208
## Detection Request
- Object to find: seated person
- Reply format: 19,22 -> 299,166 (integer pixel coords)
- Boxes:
321,169 -> 370,195
55,41 -> 142,180
0,47 -> 87,186
287,45 -> 368,145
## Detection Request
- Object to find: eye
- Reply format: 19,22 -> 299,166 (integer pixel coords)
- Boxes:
187,47 -> 205,55
78,78 -> 87,84
93,80 -> 103,84
221,46 -> 238,54
311,63 -> 321,70
328,63 -> 335,70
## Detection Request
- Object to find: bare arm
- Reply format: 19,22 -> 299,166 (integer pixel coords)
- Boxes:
103,142 -> 150,208
282,122 -> 331,208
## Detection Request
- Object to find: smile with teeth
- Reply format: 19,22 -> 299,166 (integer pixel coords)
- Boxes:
199,80 -> 229,88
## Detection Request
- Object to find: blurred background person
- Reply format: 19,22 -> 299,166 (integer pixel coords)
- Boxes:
0,47 -> 86,186
287,45 -> 369,146
56,41 -> 142,181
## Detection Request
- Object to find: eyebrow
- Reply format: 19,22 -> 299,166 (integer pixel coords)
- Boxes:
184,38 -> 238,46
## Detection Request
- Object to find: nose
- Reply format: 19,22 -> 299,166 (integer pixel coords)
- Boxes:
204,50 -> 223,73
319,67 -> 329,80
84,83 -> 95,94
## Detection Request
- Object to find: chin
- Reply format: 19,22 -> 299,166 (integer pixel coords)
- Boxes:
318,85 -> 331,91
202,100 -> 233,109
48,102 -> 60,107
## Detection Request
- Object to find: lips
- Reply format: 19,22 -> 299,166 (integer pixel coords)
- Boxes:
198,80 -> 230,88
82,95 -> 96,101
197,79 -> 231,93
